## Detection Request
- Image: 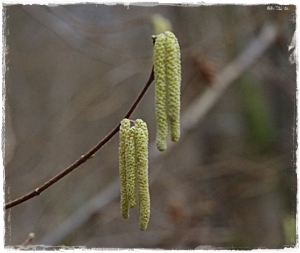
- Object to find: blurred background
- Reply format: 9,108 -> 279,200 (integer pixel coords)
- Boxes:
4,4 -> 297,249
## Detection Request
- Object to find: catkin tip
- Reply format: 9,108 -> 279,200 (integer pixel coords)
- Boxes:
157,141 -> 167,151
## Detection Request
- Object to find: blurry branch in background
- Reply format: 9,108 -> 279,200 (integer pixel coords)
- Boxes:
38,22 -> 279,246
39,180 -> 120,245
21,5 -> 130,65
18,233 -> 35,247
181,23 -> 278,133
49,6 -> 151,34
5,68 -> 154,210
49,7 -> 172,36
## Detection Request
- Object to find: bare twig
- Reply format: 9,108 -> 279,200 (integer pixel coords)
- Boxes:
38,22 -> 279,246
5,67 -> 154,210
19,233 -> 35,247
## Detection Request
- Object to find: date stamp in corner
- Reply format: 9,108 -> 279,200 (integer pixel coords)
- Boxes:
267,5 -> 289,11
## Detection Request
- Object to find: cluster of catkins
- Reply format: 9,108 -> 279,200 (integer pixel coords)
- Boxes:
153,31 -> 181,151
118,31 -> 181,230
119,119 -> 150,230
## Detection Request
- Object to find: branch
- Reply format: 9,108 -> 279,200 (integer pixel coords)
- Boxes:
5,67 -> 154,210
19,233 -> 35,247
38,22 -> 279,246
181,22 -> 278,132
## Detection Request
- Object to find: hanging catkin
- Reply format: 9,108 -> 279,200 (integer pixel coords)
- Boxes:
135,120 -> 150,230
119,119 -> 130,219
125,126 -> 136,208
153,33 -> 168,151
153,31 -> 181,150
165,31 -> 181,142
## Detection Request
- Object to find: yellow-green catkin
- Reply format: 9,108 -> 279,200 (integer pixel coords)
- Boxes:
154,33 -> 168,151
165,31 -> 181,142
135,121 -> 150,230
125,126 -> 136,208
119,119 -> 130,219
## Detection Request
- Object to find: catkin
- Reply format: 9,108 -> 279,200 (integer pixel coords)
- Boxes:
119,119 -> 130,219
154,33 -> 168,151
165,31 -> 181,142
125,127 -> 136,208
135,122 -> 150,230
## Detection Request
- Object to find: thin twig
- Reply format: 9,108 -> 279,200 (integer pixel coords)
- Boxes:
19,233 -> 35,247
5,67 -> 154,210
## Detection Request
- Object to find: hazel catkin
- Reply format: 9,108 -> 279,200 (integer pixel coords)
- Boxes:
125,126 -> 136,208
153,31 -> 181,150
165,31 -> 181,142
119,118 -> 151,230
119,119 -> 130,219
135,122 -> 150,230
153,33 -> 168,151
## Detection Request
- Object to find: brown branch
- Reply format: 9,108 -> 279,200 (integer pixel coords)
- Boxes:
19,233 -> 35,247
5,67 -> 154,210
